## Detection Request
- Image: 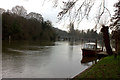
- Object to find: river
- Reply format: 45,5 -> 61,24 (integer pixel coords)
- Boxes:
2,41 -> 94,78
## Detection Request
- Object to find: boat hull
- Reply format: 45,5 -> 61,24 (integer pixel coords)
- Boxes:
82,49 -> 97,57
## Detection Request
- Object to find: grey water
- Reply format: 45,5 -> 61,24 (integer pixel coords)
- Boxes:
2,41 -> 93,78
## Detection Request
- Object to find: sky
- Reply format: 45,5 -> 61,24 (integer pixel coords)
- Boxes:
0,0 -> 118,31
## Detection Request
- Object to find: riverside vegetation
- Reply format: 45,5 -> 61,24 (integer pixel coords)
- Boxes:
2,12 -> 56,41
2,11 -> 103,42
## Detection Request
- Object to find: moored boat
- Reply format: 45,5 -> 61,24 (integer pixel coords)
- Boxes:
82,42 -> 102,57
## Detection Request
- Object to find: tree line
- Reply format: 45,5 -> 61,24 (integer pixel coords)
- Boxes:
68,23 -> 103,41
72,29 -> 103,41
2,12 -> 56,41
55,26 -> 103,41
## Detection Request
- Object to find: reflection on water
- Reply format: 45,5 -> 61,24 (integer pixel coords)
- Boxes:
81,57 -> 97,63
2,41 -> 93,78
81,56 -> 99,66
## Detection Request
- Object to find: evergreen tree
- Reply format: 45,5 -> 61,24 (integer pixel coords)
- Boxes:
110,1 -> 120,53
111,1 -> 120,30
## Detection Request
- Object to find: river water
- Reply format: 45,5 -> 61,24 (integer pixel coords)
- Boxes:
2,41 -> 93,78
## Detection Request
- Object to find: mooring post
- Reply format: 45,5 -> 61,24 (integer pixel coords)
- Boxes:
9,35 -> 11,45
95,39 -> 97,50
102,41 -> 104,51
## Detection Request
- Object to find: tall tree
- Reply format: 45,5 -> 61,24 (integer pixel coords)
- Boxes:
101,25 -> 113,55
110,0 -> 120,53
110,0 -> 120,30
69,22 -> 75,41
12,6 -> 27,17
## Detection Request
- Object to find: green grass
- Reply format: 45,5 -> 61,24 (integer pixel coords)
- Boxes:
73,55 -> 120,79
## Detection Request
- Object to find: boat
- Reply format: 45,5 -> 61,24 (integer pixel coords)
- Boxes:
82,42 -> 102,57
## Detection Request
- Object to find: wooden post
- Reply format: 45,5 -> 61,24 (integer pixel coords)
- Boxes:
102,40 -> 104,51
9,35 -> 11,44
114,38 -> 118,59
95,39 -> 97,50
115,38 -> 118,53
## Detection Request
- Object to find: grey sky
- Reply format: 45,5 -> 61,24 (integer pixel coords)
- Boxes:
0,0 -> 118,31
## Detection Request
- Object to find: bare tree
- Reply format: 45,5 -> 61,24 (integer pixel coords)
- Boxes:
12,6 -> 27,17
49,0 -> 111,24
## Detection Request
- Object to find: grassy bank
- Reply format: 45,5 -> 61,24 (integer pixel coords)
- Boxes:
73,55 -> 120,79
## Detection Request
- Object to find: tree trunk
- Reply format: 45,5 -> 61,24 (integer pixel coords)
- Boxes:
101,25 -> 113,55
